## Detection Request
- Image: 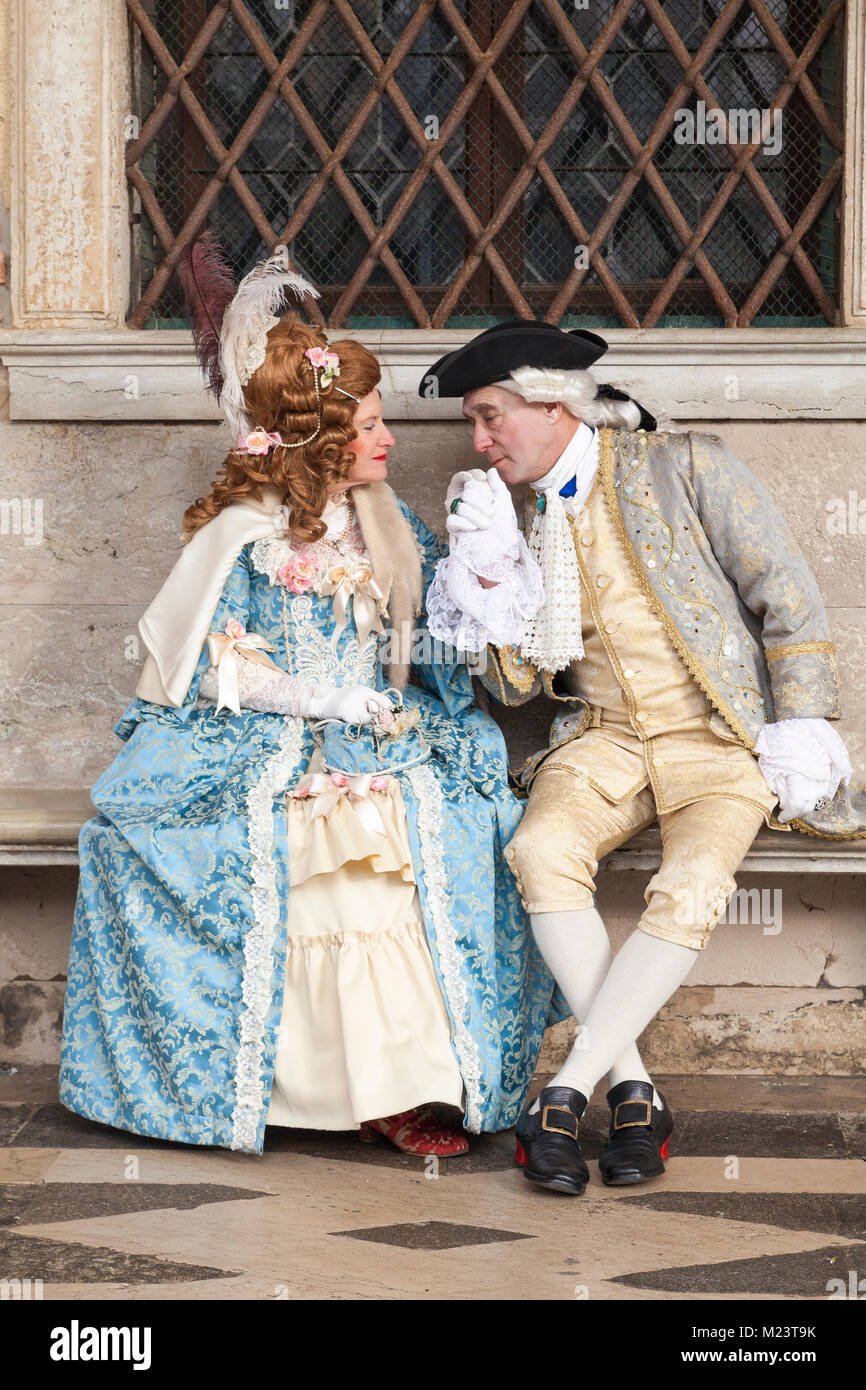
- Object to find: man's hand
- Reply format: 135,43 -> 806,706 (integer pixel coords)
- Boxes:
446,476 -> 497,535
446,468 -> 521,541
755,716 -> 852,822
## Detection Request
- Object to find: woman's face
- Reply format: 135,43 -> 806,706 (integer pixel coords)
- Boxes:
337,388 -> 395,489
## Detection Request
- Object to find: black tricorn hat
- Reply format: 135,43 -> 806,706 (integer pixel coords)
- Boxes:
419,318 -> 656,431
419,319 -> 609,397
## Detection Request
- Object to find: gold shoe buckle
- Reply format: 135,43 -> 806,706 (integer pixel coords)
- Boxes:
613,1099 -> 653,1129
541,1104 -> 579,1139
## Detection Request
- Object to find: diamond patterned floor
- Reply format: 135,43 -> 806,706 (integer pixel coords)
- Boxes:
1,1070 -> 864,1301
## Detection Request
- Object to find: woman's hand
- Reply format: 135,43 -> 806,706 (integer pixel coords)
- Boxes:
310,684 -> 393,725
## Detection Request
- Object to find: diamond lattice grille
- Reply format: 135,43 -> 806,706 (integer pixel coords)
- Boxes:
126,0 -> 845,328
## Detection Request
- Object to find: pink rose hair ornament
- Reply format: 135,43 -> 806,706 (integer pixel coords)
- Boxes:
177,231 -> 360,453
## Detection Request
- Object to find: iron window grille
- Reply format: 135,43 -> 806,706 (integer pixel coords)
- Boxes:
126,0 -> 845,329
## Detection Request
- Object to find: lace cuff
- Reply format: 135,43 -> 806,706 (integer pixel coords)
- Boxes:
198,658 -> 324,717
426,528 -> 544,652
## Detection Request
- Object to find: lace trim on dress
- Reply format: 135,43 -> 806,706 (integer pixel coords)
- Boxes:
198,659 -> 321,716
251,523 -> 379,689
231,714 -> 306,1153
404,762 -> 483,1132
250,514 -> 367,588
285,593 -> 378,688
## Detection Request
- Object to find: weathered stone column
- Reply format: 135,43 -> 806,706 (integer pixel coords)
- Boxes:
8,0 -> 129,327
844,0 -> 866,326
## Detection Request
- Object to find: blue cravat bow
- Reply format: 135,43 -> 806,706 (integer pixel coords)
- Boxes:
558,425 -> 595,498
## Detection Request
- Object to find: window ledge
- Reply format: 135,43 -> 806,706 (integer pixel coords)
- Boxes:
2,327 -> 866,422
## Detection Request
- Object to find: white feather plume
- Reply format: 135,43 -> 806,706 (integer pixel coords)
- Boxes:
219,251 -> 321,440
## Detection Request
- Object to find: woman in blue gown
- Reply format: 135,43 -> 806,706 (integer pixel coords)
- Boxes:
58,264 -> 560,1156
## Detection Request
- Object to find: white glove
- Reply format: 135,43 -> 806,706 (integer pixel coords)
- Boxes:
754,717 -> 852,823
445,469 -> 520,546
309,683 -> 393,725
198,660 -> 393,726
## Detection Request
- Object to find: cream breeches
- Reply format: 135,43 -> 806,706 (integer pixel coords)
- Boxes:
507,771 -> 765,951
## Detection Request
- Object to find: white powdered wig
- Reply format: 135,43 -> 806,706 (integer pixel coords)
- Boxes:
219,250 -> 321,440
496,365 -> 642,430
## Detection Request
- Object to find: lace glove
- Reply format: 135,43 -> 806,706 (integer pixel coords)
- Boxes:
198,660 -> 392,724
428,469 -> 544,651
754,717 -> 853,823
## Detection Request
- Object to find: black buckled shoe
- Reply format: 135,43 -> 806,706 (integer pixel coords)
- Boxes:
598,1080 -> 673,1186
514,1085 -> 590,1195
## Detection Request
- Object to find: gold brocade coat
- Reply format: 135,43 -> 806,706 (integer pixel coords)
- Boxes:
481,426 -> 866,841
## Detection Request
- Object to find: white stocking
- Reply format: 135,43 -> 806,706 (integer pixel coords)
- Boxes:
549,927 -> 700,1102
528,908 -> 661,1111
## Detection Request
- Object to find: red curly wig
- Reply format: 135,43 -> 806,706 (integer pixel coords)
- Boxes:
182,315 -> 382,544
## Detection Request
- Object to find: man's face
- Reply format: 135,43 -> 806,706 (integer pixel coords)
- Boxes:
461,384 -> 571,486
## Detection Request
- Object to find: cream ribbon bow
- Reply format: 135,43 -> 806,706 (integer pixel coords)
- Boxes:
206,628 -> 284,714
319,560 -> 386,649
291,771 -> 389,837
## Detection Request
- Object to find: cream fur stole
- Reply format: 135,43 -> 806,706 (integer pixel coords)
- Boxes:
135,481 -> 422,708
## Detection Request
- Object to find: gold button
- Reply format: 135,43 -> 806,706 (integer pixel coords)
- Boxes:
520,898 -> 528,908
506,847 -> 515,858
581,534 -> 594,545
652,756 -> 664,768
604,621 -> 617,634
635,711 -> 648,722
597,575 -> 609,588
623,667 -> 635,679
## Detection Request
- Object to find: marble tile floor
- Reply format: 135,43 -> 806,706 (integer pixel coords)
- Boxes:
1,1068 -> 865,1302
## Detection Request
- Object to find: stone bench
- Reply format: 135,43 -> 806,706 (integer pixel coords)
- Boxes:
2,786 -> 865,872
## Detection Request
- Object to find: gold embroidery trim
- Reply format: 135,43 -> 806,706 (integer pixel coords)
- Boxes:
539,760 -> 650,803
615,432 -> 760,712
480,643 -> 509,704
788,816 -> 866,841
598,428 -> 756,749
515,704 -> 593,785
764,640 -> 836,662
498,642 -> 538,695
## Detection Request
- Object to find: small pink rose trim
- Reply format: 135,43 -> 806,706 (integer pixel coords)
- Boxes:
237,429 -> 283,455
304,346 -> 341,384
276,554 -> 319,593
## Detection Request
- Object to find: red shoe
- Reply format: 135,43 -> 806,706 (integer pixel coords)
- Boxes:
359,1105 -> 469,1156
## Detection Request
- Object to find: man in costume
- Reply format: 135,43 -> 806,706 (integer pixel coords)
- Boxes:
423,320 -> 865,1196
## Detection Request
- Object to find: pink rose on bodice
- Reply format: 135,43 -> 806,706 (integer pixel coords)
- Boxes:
276,554 -> 319,593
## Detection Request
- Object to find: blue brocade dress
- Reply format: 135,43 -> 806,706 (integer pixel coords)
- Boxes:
58,496 -> 561,1153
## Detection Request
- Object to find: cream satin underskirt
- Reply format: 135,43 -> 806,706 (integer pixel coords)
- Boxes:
265,755 -> 464,1131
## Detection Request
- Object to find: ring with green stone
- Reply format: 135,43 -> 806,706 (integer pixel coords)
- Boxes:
450,497 -> 463,514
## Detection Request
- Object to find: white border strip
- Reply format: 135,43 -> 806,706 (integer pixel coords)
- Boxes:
405,762 -> 484,1132
231,716 -> 305,1153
